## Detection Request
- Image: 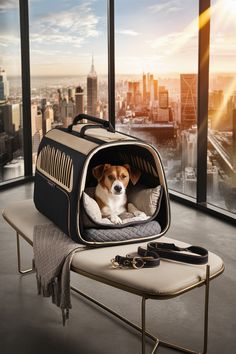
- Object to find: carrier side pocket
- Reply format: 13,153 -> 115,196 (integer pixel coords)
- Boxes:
34,171 -> 71,237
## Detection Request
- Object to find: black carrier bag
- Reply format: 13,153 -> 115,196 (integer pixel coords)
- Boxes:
34,114 -> 170,246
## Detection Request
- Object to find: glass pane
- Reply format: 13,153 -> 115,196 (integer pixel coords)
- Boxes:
115,0 -> 198,198
208,0 -> 236,214
29,0 -> 108,167
0,1 -> 24,183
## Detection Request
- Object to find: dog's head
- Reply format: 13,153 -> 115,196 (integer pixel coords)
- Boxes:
92,164 -> 141,195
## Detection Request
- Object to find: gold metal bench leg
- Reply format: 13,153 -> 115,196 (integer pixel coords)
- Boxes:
203,264 -> 210,354
71,265 -> 210,354
142,297 -> 159,354
142,297 -> 146,354
157,264 -> 210,354
16,233 -> 33,274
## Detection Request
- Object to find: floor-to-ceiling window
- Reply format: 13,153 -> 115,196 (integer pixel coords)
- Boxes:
0,0 -> 24,183
115,0 -> 199,198
0,0 -> 235,222
207,0 -> 236,214
29,0 -> 109,167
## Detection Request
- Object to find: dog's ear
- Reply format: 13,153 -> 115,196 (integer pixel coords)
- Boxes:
92,164 -> 111,181
124,164 -> 141,185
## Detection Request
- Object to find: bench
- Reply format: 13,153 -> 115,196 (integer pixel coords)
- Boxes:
2,199 -> 224,354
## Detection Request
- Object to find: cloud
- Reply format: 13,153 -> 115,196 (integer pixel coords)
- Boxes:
116,29 -> 140,36
30,33 -> 85,47
147,30 -> 196,55
30,2 -> 100,48
0,33 -> 20,47
148,0 -> 183,14
0,0 -> 17,12
146,12 -> 199,58
210,33 -> 236,57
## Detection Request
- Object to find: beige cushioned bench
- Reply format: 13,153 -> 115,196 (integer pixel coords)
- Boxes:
3,199 -> 224,354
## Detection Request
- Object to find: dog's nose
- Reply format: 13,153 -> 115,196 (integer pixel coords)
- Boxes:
114,185 -> 122,193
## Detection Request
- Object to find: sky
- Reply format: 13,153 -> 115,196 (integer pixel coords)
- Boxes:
0,0 -> 236,76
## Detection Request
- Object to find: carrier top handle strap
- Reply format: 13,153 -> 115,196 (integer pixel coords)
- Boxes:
67,114 -> 115,134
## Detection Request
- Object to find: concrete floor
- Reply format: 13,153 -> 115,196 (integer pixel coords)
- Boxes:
0,182 -> 235,354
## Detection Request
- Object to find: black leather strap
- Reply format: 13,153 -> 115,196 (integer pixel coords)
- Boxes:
112,249 -> 160,269
147,242 -> 208,265
111,242 -> 208,269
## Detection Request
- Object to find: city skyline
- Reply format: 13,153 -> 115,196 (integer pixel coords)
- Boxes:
1,0 -> 236,75
1,61 -> 236,212
1,0 -> 236,214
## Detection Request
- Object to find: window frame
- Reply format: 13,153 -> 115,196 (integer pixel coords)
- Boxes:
1,0 -> 235,224
19,0 -> 32,179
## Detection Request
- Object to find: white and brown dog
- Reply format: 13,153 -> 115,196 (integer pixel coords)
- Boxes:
92,164 -> 142,224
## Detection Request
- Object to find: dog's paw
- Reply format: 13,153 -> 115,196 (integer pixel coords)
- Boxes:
110,215 -> 122,224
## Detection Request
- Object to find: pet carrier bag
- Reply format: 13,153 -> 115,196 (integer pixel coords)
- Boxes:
34,114 -> 170,246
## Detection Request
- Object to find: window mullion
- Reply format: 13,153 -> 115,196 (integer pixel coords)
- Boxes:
107,0 -> 115,129
19,0 -> 32,177
197,0 -> 211,204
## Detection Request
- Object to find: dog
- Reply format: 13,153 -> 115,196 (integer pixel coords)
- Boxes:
92,163 -> 143,224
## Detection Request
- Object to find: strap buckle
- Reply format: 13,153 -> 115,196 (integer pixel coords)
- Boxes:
111,258 -> 121,269
111,257 -> 144,269
131,257 -> 145,269
111,256 -> 155,270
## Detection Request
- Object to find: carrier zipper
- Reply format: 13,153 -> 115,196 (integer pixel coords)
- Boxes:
47,180 -> 55,188
77,140 -> 170,245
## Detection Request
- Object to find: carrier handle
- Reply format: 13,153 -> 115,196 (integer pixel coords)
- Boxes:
79,124 -> 109,138
68,114 -> 115,133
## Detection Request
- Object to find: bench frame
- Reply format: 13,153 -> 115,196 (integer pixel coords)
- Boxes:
11,226 -> 224,354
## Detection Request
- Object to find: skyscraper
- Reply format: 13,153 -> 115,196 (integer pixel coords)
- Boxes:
75,86 -> 84,115
57,89 -> 62,104
0,68 -> 9,102
180,74 -> 197,129
159,86 -> 168,109
149,74 -> 154,101
41,98 -> 47,136
142,73 -> 147,104
153,79 -> 158,101
68,88 -> 75,102
127,81 -> 141,107
87,56 -> 97,116
209,90 -> 227,130
1,103 -> 21,134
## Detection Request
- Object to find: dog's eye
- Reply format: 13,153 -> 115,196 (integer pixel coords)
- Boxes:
121,174 -> 128,179
108,175 -> 114,181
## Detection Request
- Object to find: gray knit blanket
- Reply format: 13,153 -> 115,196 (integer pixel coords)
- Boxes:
33,224 -> 85,325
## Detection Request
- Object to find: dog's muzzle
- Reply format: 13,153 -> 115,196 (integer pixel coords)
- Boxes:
112,181 -> 125,195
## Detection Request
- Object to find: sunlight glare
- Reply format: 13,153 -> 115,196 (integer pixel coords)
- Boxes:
224,0 -> 236,13
215,0 -> 236,20
210,76 -> 236,127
